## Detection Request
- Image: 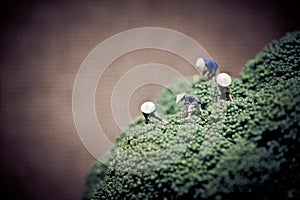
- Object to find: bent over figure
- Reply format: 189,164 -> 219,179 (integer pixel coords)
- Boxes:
176,93 -> 203,119
141,101 -> 167,124
196,57 -> 218,80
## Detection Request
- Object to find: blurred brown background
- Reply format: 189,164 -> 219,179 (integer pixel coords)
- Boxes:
1,0 -> 299,199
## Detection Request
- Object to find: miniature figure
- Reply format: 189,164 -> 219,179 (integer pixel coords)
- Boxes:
196,57 -> 218,79
140,101 -> 167,124
216,72 -> 233,101
176,93 -> 203,119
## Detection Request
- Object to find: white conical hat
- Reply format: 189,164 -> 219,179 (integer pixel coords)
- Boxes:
216,72 -> 232,87
176,93 -> 186,104
140,101 -> 156,114
195,57 -> 205,70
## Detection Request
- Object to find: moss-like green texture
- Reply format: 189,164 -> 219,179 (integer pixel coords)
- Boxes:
83,32 -> 300,200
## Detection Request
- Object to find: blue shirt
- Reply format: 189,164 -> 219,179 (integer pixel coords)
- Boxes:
205,59 -> 218,71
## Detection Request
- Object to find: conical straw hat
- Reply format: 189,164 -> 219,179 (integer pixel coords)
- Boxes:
216,73 -> 232,87
195,57 -> 205,70
140,101 -> 156,114
176,93 -> 186,104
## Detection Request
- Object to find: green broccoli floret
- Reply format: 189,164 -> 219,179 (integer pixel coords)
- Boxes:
84,31 -> 300,200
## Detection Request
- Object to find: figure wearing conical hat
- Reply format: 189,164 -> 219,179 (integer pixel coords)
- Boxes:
216,72 -> 233,102
140,101 -> 167,124
176,93 -> 203,119
196,57 -> 218,80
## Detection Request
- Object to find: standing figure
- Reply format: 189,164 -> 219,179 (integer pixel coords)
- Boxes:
216,72 -> 233,101
176,93 -> 203,119
196,57 -> 218,79
140,101 -> 167,124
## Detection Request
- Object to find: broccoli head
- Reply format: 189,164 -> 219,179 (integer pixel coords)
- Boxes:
83,31 -> 300,200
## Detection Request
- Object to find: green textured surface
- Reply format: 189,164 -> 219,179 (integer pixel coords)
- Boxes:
84,31 -> 300,200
